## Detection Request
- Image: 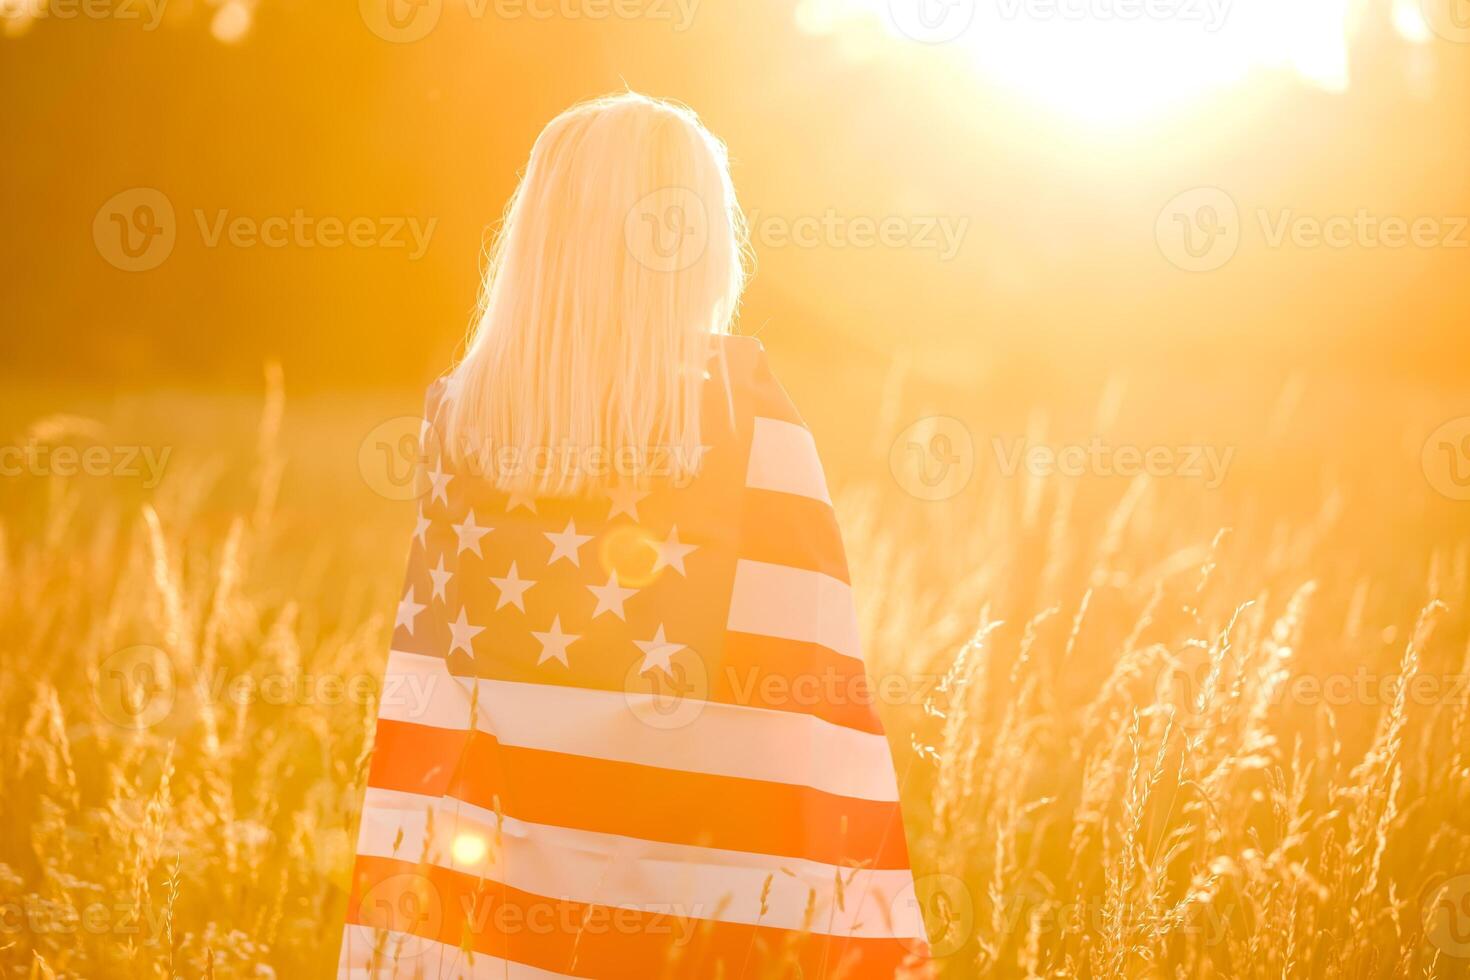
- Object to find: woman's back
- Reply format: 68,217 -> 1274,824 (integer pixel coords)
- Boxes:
339,91 -> 931,979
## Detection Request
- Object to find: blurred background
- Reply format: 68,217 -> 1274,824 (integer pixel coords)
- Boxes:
5,0 -> 1470,596
6,0 -> 1470,388
5,1 -> 1470,976
5,0 -> 1470,521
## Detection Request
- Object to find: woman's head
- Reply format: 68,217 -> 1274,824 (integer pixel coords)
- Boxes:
443,91 -> 748,495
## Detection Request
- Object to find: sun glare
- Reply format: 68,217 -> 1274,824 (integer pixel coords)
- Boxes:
451,832 -> 488,865
797,0 -> 1421,124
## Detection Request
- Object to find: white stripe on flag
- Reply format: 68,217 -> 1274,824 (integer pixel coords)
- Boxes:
745,416 -> 831,503
726,559 -> 861,661
354,787 -> 930,941
376,651 -> 898,802
337,924 -> 576,979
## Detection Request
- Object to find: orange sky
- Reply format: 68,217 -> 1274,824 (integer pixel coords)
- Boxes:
3,0 -> 1468,391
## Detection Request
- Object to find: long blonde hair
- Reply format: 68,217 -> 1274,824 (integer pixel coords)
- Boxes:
442,92 -> 749,496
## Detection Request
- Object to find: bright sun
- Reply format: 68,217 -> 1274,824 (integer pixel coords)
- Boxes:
797,0 -> 1433,124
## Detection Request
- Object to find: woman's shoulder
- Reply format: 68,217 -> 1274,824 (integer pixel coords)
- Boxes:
711,332 -> 765,379
712,333 -> 806,428
421,373 -> 458,423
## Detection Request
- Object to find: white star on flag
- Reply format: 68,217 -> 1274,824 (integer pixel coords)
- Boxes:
532,615 -> 579,667
634,624 -> 685,677
606,483 -> 651,521
452,509 -> 492,557
413,508 -> 430,548
447,606 -> 485,656
427,458 -> 453,506
587,570 -> 638,620
505,490 -> 538,514
490,561 -> 536,611
395,586 -> 426,634
428,554 -> 452,603
651,525 -> 697,576
544,519 -> 593,567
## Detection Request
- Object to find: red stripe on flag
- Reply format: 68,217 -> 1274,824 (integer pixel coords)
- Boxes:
738,489 -> 851,583
366,720 -> 913,870
345,853 -> 926,980
367,718 -> 472,797
715,631 -> 886,734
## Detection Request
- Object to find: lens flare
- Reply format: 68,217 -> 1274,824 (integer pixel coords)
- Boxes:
451,833 -> 487,865
798,0 -> 1366,123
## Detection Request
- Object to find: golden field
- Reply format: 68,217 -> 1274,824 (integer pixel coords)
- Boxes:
1,359 -> 1467,979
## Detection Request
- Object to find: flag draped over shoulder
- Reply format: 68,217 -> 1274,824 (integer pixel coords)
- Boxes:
340,336 -> 932,979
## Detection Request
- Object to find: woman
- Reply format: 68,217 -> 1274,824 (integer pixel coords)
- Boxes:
340,92 -> 931,979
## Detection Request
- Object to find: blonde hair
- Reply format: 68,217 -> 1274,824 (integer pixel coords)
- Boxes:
442,91 -> 749,496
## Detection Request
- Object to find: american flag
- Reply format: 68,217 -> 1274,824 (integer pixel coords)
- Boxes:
339,336 -> 932,978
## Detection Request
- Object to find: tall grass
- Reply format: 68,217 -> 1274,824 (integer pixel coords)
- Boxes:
1,370 -> 1467,977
